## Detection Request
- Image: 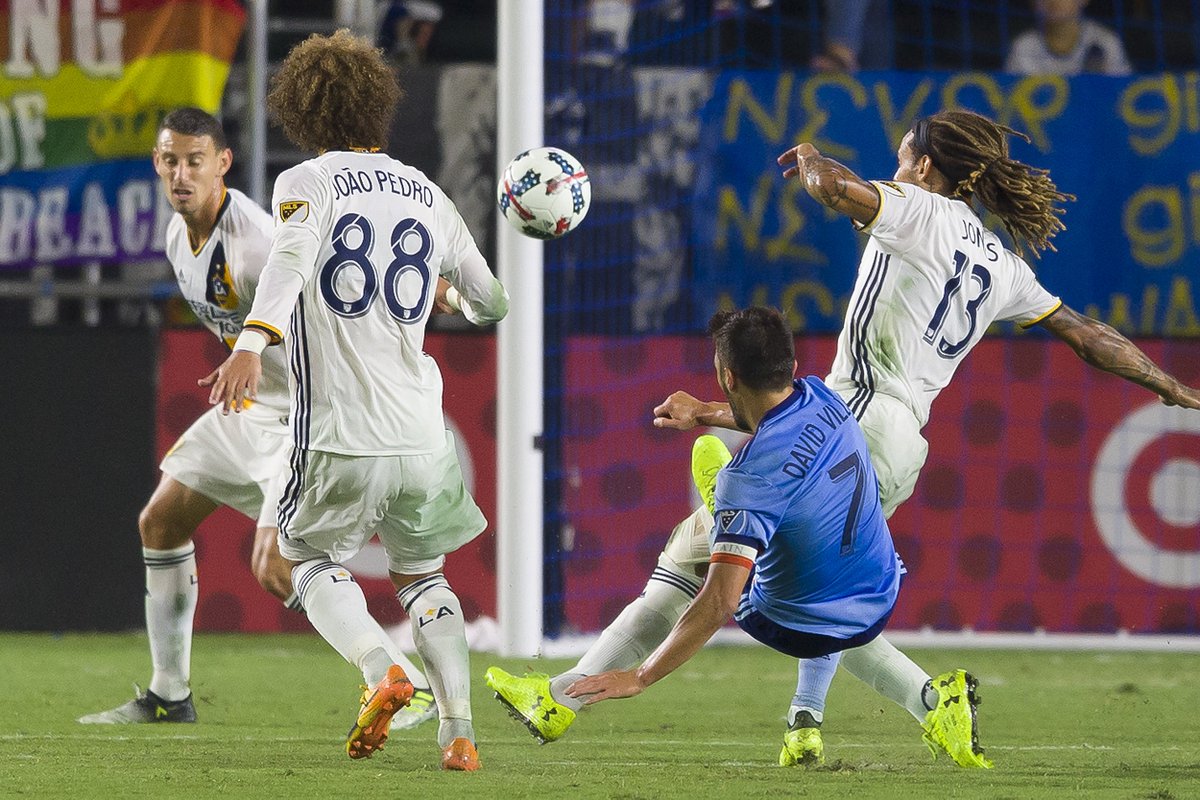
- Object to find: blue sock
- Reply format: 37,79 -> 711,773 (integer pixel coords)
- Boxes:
790,652 -> 842,725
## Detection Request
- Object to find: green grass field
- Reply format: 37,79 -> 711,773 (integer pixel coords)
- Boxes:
2,633 -> 1196,799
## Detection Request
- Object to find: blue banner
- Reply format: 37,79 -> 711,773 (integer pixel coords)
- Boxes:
691,70 -> 1200,336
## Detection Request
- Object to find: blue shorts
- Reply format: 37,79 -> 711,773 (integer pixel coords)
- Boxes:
735,600 -> 895,659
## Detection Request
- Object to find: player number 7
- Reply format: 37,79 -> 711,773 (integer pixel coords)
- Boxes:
826,451 -> 866,555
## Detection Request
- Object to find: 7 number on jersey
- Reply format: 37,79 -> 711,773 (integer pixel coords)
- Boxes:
319,213 -> 433,323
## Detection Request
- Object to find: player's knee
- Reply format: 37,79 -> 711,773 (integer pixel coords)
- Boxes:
253,557 -> 294,602
137,502 -> 192,550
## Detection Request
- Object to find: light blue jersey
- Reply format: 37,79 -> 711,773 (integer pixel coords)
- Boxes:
711,377 -> 900,638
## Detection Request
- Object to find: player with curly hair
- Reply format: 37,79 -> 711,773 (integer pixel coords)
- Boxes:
207,30 -> 508,771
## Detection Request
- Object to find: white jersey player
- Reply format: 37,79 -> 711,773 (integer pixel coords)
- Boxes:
207,29 -> 507,772
486,109 -> 1200,768
81,108 -> 437,730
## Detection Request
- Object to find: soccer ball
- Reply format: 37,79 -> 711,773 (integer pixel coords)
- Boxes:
497,147 -> 591,240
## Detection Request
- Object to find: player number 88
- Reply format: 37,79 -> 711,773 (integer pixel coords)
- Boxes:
319,213 -> 433,323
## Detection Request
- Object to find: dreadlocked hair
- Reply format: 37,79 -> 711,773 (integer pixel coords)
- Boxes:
911,109 -> 1075,258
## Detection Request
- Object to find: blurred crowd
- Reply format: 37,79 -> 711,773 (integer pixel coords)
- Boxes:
383,0 -> 1189,74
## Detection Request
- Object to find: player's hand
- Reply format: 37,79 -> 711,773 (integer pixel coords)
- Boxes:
1160,380 -> 1200,410
653,391 -> 710,430
433,277 -> 459,315
777,142 -> 821,179
565,669 -> 645,705
201,350 -> 261,414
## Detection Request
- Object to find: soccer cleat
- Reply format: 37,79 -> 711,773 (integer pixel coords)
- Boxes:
779,727 -> 825,767
346,664 -> 414,759
77,687 -> 196,724
691,434 -> 732,514
389,687 -> 438,732
484,667 -> 576,744
779,709 -> 825,767
921,669 -> 994,769
441,737 -> 481,771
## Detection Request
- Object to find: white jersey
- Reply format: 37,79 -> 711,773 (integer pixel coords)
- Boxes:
245,150 -> 508,456
826,181 -> 1061,428
164,188 -> 290,419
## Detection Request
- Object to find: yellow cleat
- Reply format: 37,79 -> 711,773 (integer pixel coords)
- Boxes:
484,667 -> 576,744
921,669 -> 994,769
389,687 -> 438,731
779,726 -> 825,767
691,434 -> 732,514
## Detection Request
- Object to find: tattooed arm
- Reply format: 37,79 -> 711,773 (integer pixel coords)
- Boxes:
1039,304 -> 1200,409
777,142 -> 881,226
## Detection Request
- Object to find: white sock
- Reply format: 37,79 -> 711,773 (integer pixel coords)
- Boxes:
381,645 -> 429,690
839,635 -> 932,722
144,543 -> 198,702
550,562 -> 701,712
398,574 -> 473,747
292,559 -> 396,685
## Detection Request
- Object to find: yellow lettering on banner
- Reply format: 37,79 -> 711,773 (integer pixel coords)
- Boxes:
781,280 -> 836,331
1124,184 -> 1184,267
764,179 -> 826,264
722,73 -> 793,144
874,78 -> 934,150
1121,75 -> 1182,156
1141,284 -> 1160,334
1164,276 -> 1200,336
715,175 -> 771,253
1008,74 -> 1069,152
941,73 -> 1007,125
794,72 -> 867,161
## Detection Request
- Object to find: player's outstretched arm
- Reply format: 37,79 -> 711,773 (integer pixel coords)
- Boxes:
777,142 -> 880,226
565,561 -> 747,704
653,391 -> 744,432
1039,304 -> 1200,409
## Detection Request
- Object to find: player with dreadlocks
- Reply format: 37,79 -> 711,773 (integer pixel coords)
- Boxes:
485,108 -> 1200,769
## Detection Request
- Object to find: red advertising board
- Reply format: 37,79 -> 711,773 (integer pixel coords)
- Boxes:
159,330 -> 1200,635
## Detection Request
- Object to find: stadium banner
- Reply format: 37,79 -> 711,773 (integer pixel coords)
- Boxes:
0,0 -> 245,269
561,334 -> 1200,636
691,70 -> 1200,337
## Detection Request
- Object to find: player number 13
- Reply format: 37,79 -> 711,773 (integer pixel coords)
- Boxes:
923,249 -> 993,359
318,213 -> 433,323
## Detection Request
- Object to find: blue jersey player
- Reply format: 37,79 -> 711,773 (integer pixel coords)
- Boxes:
560,307 -> 990,768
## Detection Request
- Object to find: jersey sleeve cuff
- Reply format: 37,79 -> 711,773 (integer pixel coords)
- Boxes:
852,181 -> 886,233
1019,298 -> 1063,329
244,321 -> 283,345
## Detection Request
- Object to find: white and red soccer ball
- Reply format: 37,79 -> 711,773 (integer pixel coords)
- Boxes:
497,146 -> 591,240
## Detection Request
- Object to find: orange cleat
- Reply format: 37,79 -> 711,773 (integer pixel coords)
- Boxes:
346,664 -> 414,760
440,737 -> 481,771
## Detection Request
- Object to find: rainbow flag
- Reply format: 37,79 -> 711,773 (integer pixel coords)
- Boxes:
0,0 -> 246,268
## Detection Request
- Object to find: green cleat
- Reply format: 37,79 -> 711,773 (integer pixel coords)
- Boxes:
691,434 -> 732,514
484,667 -> 576,744
921,669 -> 994,769
779,726 -> 825,767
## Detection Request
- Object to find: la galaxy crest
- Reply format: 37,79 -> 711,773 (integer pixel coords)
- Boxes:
205,242 -> 239,310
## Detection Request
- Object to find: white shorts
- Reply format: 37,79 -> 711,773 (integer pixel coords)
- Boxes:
841,391 -> 929,519
276,429 -> 486,573
160,404 -> 291,528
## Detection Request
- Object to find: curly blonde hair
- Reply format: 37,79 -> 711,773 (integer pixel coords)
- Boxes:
267,29 -> 402,153
912,109 -> 1075,257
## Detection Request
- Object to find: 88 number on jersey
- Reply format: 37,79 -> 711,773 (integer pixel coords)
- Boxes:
319,213 -> 433,324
